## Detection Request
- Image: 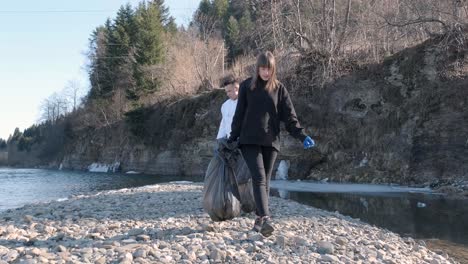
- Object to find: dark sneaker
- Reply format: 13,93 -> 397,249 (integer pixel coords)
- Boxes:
260,216 -> 274,237
252,217 -> 263,232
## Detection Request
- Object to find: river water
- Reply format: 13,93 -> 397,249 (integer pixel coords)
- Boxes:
1,167 -> 467,251
270,180 -> 468,245
0,168 -> 200,211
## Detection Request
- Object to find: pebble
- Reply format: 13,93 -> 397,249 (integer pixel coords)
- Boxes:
0,183 -> 458,264
317,241 -> 335,255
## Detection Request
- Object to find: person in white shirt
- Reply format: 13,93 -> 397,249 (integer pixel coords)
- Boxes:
216,75 -> 239,140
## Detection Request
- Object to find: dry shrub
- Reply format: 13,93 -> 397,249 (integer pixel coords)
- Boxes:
142,29 -> 226,105
190,36 -> 225,91
75,89 -> 129,130
280,49 -> 361,97
230,55 -> 256,81
279,0 -> 468,92
227,51 -> 300,85
275,50 -> 302,82
161,33 -> 201,96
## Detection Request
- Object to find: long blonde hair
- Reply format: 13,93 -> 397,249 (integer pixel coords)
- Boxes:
250,51 -> 279,92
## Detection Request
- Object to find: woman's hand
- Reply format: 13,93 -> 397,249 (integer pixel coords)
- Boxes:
225,138 -> 239,150
303,136 -> 315,149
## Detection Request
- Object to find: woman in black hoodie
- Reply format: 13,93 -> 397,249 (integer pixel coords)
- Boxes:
228,51 -> 315,237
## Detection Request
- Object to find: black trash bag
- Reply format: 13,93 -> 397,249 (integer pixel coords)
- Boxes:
234,151 -> 251,185
237,179 -> 255,213
216,138 -> 256,214
235,157 -> 256,213
203,147 -> 241,221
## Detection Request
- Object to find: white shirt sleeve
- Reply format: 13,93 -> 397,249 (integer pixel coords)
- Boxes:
216,102 -> 227,139
216,99 -> 238,139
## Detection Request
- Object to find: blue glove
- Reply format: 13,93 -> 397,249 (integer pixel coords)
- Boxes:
303,136 -> 315,149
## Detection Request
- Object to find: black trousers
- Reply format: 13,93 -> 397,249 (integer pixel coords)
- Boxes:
241,144 -> 278,217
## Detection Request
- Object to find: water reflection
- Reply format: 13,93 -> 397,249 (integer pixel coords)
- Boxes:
270,188 -> 468,245
0,168 -> 204,211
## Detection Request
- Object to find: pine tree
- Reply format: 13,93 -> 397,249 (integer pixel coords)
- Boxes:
134,2 -> 165,66
213,0 -> 228,20
239,9 -> 253,33
0,139 -> 7,150
132,1 -> 166,98
10,128 -> 22,142
88,21 -> 114,99
165,17 -> 178,34
227,0 -> 250,21
198,0 -> 212,17
86,0 -> 176,104
87,4 -> 138,101
119,4 -> 137,40
150,0 -> 170,25
108,4 -> 136,63
109,4 -> 138,100
226,16 -> 240,58
237,9 -> 254,54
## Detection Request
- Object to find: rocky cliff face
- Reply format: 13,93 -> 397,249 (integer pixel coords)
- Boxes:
60,91 -> 228,176
58,88 -> 323,178
9,33 -> 468,186
295,35 -> 468,185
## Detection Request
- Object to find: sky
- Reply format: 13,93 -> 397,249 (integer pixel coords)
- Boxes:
0,0 -> 200,140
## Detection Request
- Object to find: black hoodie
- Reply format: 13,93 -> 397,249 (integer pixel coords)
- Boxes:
228,77 -> 307,151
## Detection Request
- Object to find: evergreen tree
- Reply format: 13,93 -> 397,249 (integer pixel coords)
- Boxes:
108,4 -> 136,64
10,128 -> 22,142
17,136 -> 34,152
239,9 -> 253,34
192,0 -> 258,61
198,0 -> 212,17
227,0 -> 250,20
23,124 -> 40,140
109,4 -> 139,100
134,2 -> 165,66
88,26 -> 106,99
213,0 -> 228,20
237,9 -> 254,54
86,1 -> 174,104
194,0 -> 217,34
226,16 -> 240,58
165,17 -> 178,34
151,0 -> 170,25
131,1 -> 167,98
87,20 -> 115,99
88,10 -> 137,101
0,139 -> 7,150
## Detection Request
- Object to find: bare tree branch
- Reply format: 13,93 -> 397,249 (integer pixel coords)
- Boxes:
383,17 -> 448,31
335,0 -> 352,54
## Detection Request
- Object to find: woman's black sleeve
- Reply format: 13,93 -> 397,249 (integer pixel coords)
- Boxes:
228,80 -> 248,142
279,85 -> 307,142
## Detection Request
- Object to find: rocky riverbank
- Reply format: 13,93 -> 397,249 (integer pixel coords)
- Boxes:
0,183 -> 458,263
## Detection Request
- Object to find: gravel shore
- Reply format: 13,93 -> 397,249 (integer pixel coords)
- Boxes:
0,182 -> 458,263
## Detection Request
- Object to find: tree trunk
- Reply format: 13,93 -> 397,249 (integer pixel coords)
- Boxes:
335,0 -> 352,54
